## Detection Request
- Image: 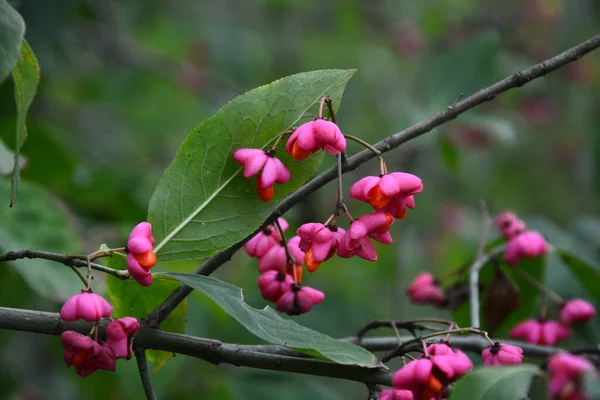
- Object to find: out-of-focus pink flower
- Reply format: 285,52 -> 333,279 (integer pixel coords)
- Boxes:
297,223 -> 345,272
233,148 -> 291,202
257,270 -> 294,302
380,389 -> 414,400
496,211 -> 526,239
350,173 -> 423,218
510,319 -> 570,346
549,352 -> 594,400
427,347 -> 473,379
481,342 -> 523,366
286,120 -> 346,160
61,331 -> 116,377
505,231 -> 549,265
126,222 -> 156,286
245,218 -> 288,258
276,285 -> 324,315
258,236 -> 305,273
406,273 -> 446,305
106,317 -> 140,360
60,292 -> 112,322
560,299 -> 596,325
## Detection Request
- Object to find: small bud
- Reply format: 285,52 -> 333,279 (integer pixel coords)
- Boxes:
60,292 -> 112,322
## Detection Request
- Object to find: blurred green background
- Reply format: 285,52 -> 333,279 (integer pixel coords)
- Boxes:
1,0 -> 600,399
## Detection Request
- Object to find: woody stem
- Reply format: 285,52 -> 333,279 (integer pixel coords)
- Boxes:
274,219 -> 297,284
336,153 -> 354,221
324,97 -> 337,124
269,128 -> 294,152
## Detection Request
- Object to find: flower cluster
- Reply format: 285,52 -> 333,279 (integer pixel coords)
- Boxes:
126,222 -> 157,286
236,98 -> 423,314
510,297 -> 595,346
496,211 -> 548,265
248,218 -> 324,315
60,291 -> 139,377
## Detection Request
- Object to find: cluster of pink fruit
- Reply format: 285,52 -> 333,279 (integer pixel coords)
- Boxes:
381,340 -> 524,400
236,98 -> 423,314
59,291 -> 139,377
498,212 -> 596,346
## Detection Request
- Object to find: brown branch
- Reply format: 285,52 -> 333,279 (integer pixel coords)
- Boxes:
0,249 -> 130,280
148,33 -> 600,325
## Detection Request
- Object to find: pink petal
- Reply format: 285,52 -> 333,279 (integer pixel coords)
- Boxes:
129,222 -> 153,241
127,236 -> 153,254
295,122 -> 319,151
260,157 -> 278,188
272,157 -> 291,184
379,174 -> 401,197
389,172 -> 424,196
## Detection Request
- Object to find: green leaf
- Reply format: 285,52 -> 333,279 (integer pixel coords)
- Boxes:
450,364 -> 540,400
0,0 -> 25,81
158,272 -> 378,367
0,180 -> 83,300
557,249 -> 600,304
105,256 -> 187,373
10,40 -> 40,207
148,69 -> 356,261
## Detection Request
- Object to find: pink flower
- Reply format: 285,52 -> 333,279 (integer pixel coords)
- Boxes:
380,389 -> 414,400
245,218 -> 289,258
505,230 -> 549,265
338,213 -> 394,261
61,331 -> 116,377
233,148 -> 291,201
258,236 -> 305,274
257,270 -> 294,302
548,353 -> 594,399
560,299 -> 596,325
392,358 -> 451,400
286,120 -> 346,160
276,285 -> 325,315
496,211 -> 526,239
510,319 -> 571,345
126,222 -> 156,286
350,173 -> 423,216
106,317 -> 140,360
297,223 -> 345,272
406,273 -> 446,305
425,345 -> 473,379
60,292 -> 112,322
481,342 -> 523,366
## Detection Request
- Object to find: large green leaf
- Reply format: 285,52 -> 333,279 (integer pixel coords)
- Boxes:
10,40 -> 40,206
450,365 -> 540,400
148,69 -> 356,261
158,272 -> 379,367
558,249 -> 600,304
0,180 -> 82,300
0,0 -> 25,81
105,256 -> 187,373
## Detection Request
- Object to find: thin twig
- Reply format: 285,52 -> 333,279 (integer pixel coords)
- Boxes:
0,249 -> 130,280
469,200 -> 493,328
513,265 -> 564,305
135,348 -> 158,400
147,33 -> 600,325
469,245 -> 506,328
274,219 -> 297,283
379,327 -> 493,363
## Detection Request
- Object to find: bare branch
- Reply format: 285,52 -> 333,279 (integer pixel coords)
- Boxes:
469,245 -> 506,328
148,33 -> 600,325
134,348 -> 157,400
0,249 -> 130,280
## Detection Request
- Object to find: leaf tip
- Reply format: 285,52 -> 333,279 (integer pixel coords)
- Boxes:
345,69 -> 359,77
